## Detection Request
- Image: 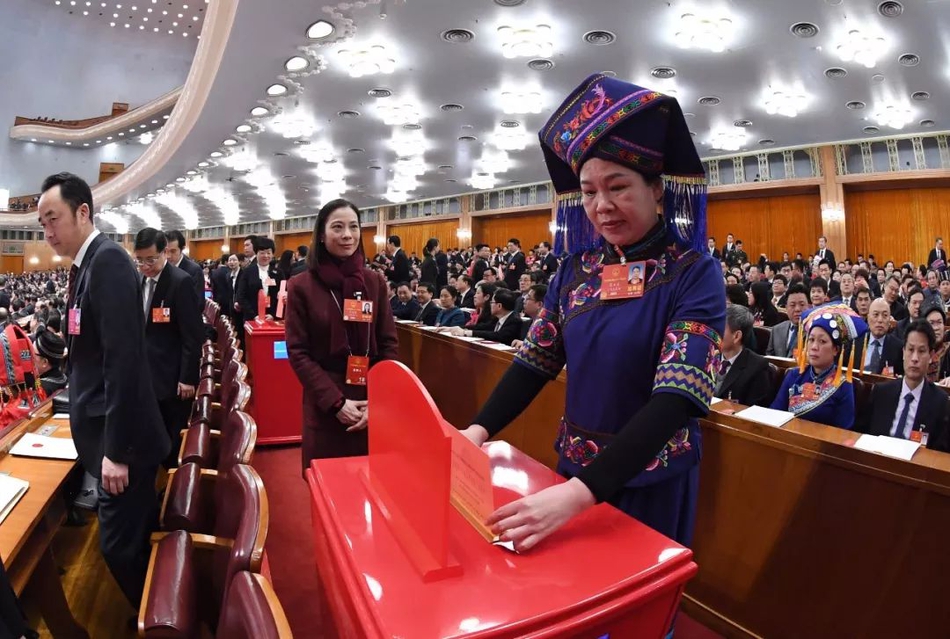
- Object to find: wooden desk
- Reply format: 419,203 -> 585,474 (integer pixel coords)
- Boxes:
0,402 -> 88,639
396,324 -> 950,639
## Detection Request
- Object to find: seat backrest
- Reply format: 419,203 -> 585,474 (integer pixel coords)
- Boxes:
220,360 -> 247,409
768,363 -> 785,401
212,464 -> 268,613
217,410 -> 257,474
216,572 -> 292,639
753,326 -> 771,356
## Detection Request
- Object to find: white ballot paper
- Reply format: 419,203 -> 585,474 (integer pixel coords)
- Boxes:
734,405 -> 795,428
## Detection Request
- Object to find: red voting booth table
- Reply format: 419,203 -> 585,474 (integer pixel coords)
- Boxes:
307,361 -> 698,638
244,318 -> 302,445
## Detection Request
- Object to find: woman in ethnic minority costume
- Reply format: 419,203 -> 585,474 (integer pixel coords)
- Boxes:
769,304 -> 867,429
460,75 -> 726,555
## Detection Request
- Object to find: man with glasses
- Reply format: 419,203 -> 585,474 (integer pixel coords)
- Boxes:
133,228 -> 204,468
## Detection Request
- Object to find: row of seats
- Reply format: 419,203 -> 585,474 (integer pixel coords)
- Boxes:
138,305 -> 292,638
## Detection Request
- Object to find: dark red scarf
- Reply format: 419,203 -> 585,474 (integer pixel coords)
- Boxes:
315,251 -> 371,355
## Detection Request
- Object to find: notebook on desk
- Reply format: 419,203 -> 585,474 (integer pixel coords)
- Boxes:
10,433 -> 78,460
0,475 -> 29,526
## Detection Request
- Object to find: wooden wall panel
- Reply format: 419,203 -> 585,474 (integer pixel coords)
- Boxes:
361,228 -> 380,256
1,256 -> 23,274
845,187 -> 950,266
707,193 -> 822,262
189,239 -> 222,262
472,209 -> 552,251
276,232 -> 311,255
385,219 -> 459,257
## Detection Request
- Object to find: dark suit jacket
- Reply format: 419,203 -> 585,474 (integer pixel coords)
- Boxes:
471,313 -> 522,346
210,265 -> 229,307
213,267 -> 240,316
539,253 -> 558,282
817,248 -> 836,267
175,255 -> 205,304
386,250 -> 411,284
861,379 -> 949,450
435,252 -> 449,289
414,301 -> 440,326
716,348 -> 773,407
928,248 -> 946,268
471,258 -> 490,284
504,252 -> 527,290
236,263 -> 283,320
143,263 -> 204,401
420,256 -> 438,285
459,288 -> 475,309
392,298 -> 420,321
290,260 -> 308,277
707,247 -> 722,260
848,333 -> 904,376
0,291 -> 10,311
66,233 -> 169,477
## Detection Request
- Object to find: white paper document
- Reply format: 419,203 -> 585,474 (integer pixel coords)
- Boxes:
853,434 -> 920,461
710,397 -> 723,405
11,433 -> 79,460
0,475 -> 28,525
52,413 -> 70,420
734,405 -> 795,428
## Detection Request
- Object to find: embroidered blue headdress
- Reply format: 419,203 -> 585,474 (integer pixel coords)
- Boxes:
798,303 -> 870,386
539,74 -> 706,255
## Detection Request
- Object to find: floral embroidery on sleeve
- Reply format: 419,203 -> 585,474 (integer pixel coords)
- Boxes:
653,320 -> 722,408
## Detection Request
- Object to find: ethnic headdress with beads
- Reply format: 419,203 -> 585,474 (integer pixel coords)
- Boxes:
797,303 -> 870,387
539,73 -> 706,254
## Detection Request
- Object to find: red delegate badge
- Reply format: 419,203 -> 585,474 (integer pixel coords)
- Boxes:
601,261 -> 646,300
152,307 -> 171,323
343,299 -> 373,323
346,355 -> 369,386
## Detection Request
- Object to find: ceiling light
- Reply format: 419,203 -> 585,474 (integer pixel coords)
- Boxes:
270,110 -> 317,139
222,138 -> 238,146
266,83 -> 288,97
306,20 -> 334,39
470,174 -> 497,190
708,128 -> 748,152
220,145 -> 258,172
872,101 -> 914,129
139,131 -> 154,144
477,148 -> 512,174
204,188 -> 240,226
337,44 -> 396,77
235,124 -> 252,133
375,99 -> 420,126
209,151 -> 223,158
186,170 -> 197,175
497,24 -> 553,58
197,161 -> 209,167
297,141 -> 336,164
65,141 -> 72,145
835,28 -> 887,68
285,56 -> 309,72
389,129 -> 428,157
763,87 -> 810,118
674,10 -> 734,52
492,125 -> 532,151
500,88 -> 543,114
250,106 -> 269,116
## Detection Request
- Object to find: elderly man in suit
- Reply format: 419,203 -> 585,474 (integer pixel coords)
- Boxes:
767,283 -> 810,358
38,173 -> 169,607
716,305 -> 772,405
860,319 -> 949,450
134,228 -> 204,468
850,298 -> 905,376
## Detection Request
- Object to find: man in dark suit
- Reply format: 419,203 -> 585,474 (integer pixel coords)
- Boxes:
716,305 -> 772,405
850,298 -> 904,376
413,282 -> 440,326
385,235 -> 411,284
816,236 -> 835,271
470,244 -> 492,283
927,237 -> 945,269
537,241 -> 559,283
392,282 -> 420,320
38,172 -> 169,607
291,245 -> 309,277
0,276 -> 10,310
210,255 -> 230,305
859,319 -> 949,450
706,237 -> 721,260
457,275 -> 476,309
236,237 -> 283,320
434,245 -> 449,290
212,254 -> 239,312
503,238 -> 527,290
767,284 -> 810,358
134,228 -> 204,468
447,288 -> 522,346
164,229 -> 205,305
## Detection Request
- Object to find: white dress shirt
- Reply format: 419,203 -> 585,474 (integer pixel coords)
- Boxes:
72,229 -> 101,268
890,380 -> 923,438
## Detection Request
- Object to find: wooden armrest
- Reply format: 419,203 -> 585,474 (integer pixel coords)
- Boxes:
210,430 -> 221,439
158,468 -> 218,526
149,531 -> 234,551
138,542 -> 160,636
211,402 -> 221,410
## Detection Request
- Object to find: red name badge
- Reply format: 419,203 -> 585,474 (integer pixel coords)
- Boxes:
343,299 -> 373,323
68,308 -> 81,336
910,430 -> 929,446
346,355 -> 369,386
601,261 -> 646,300
152,307 -> 171,323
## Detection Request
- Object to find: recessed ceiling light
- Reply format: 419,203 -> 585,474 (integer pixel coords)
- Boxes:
920,119 -> 936,127
186,170 -> 197,175
494,0 -> 526,6
235,124 -> 252,133
583,30 -> 616,45
898,53 -> 920,66
209,151 -> 223,157
222,138 -> 237,146
441,28 -> 475,43
368,88 -> 392,98
846,100 -> 866,110
789,22 -> 819,38
878,1 -> 904,18
500,120 -> 520,128
458,135 -> 478,142
824,67 -> 848,79
527,58 -> 555,71
911,91 -> 931,101
698,96 -> 721,106
445,178 -> 458,183
871,74 -> 886,84
197,161 -> 209,167
347,148 -> 365,153
651,66 -> 677,79
733,119 -> 753,127
863,125 -> 880,134
440,103 -> 464,112
759,139 -> 776,146
338,110 -> 361,118
438,164 -> 454,170
306,20 -> 334,39
402,123 -> 422,130
368,165 -> 382,170
266,83 -> 288,97
284,56 -> 309,72
250,106 -> 269,116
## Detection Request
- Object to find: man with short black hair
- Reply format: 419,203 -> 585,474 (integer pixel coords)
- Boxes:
38,172 -> 169,607
392,282 -> 420,320
414,282 -> 440,326
716,305 -> 772,405
291,244 -> 309,276
164,229 -> 205,304
470,244 -> 492,284
883,274 -> 908,321
385,235 -> 410,284
503,238 -> 526,290
928,237 -> 945,269
457,275 -> 475,309
816,235 -> 835,267
767,283 -> 810,358
537,241 -> 558,282
448,288 -> 522,345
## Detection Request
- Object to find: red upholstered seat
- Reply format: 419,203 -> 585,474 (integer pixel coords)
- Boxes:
139,531 -> 198,639
179,408 -> 256,469
216,572 -> 292,639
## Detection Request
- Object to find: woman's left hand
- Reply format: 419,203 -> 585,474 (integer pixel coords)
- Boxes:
486,478 -> 596,552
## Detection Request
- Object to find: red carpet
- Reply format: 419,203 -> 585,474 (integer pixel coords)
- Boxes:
254,445 -> 723,639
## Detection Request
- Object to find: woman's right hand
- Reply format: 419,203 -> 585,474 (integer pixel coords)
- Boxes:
336,399 -> 367,426
460,424 -> 490,447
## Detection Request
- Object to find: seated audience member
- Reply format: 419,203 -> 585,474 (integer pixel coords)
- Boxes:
809,277 -> 829,306
435,286 -> 466,328
922,303 -> 950,384
859,319 -> 949,450
767,283 -> 810,358
894,286 -> 925,341
33,326 -> 67,397
882,274 -> 908,321
770,305 -> 867,430
725,273 -> 739,287
838,272 -> 856,309
771,274 -> 788,309
748,281 -> 780,327
854,288 -> 872,320
725,283 -> 748,307
851,298 -> 904,376
936,270 -> 950,313
457,275 -> 476,309
482,267 -> 498,284
413,282 -> 440,326
392,282 -> 420,320
387,280 -> 398,312
716,305 -> 772,406
447,288 -> 521,346
514,272 -> 534,314
466,282 -> 497,327
511,283 -> 547,348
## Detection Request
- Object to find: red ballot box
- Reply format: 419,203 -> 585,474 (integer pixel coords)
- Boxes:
244,318 -> 302,445
306,361 -> 697,638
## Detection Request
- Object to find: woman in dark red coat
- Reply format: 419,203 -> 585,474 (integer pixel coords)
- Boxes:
285,199 -> 399,473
